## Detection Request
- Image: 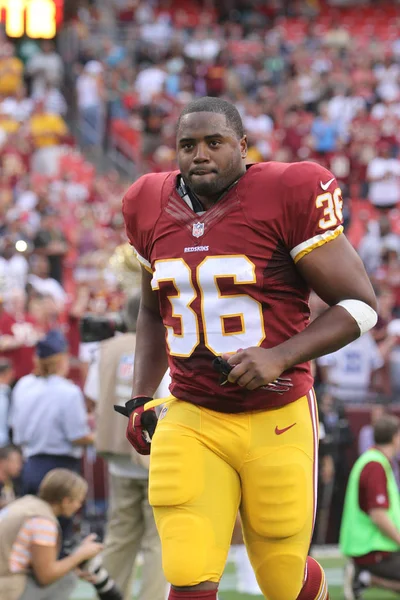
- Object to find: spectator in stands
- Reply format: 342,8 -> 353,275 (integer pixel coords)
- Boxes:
242,101 -> 274,160
311,101 -> 341,154
76,60 -> 105,150
29,99 -> 68,177
317,332 -> 384,402
33,209 -> 68,284
341,415 -> 400,599
0,43 -> 24,99
10,329 -> 93,496
358,216 -> 399,276
85,295 -> 168,600
0,104 -> 20,137
140,95 -> 169,160
0,237 -> 29,294
33,81 -> 67,117
0,289 -> 41,383
1,85 -> 33,124
0,446 -> 23,508
27,255 -> 67,308
0,359 -> 13,447
135,64 -> 167,105
25,41 -> 64,97
367,141 -> 400,212
358,403 -> 388,456
0,469 -> 103,600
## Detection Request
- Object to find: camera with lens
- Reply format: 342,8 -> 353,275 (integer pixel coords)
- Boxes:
80,554 -> 123,600
80,313 -> 127,343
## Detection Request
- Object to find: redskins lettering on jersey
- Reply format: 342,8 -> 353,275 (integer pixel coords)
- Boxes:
123,161 -> 343,413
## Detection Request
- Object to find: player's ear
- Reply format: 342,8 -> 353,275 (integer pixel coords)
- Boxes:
240,135 -> 248,159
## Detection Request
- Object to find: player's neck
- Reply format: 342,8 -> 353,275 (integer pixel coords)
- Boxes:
196,172 -> 245,211
196,193 -> 223,211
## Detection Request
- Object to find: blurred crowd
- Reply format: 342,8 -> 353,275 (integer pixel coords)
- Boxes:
0,0 -> 399,401
1,0 -> 400,549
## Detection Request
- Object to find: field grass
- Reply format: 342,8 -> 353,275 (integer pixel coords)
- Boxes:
72,555 -> 398,599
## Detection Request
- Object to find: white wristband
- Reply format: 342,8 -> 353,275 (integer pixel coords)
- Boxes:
336,299 -> 378,336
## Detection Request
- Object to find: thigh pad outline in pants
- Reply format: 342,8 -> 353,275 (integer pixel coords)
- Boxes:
243,445 -> 310,540
149,402 -> 240,587
240,394 -> 317,600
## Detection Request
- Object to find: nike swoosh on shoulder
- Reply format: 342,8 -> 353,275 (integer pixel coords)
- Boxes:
275,423 -> 296,435
320,177 -> 335,191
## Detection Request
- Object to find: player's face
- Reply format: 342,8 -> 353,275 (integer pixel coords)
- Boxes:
177,112 -> 247,202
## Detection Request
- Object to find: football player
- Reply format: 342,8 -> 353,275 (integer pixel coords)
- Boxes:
118,97 -> 377,600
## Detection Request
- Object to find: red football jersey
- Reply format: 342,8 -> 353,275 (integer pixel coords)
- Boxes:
123,161 -> 344,413
0,311 -> 40,380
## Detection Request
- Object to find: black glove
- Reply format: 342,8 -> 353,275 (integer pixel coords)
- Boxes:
212,356 -> 233,386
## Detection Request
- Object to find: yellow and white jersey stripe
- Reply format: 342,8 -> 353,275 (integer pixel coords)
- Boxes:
290,225 -> 343,264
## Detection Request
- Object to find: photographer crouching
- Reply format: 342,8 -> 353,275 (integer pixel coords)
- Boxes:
0,469 -> 103,600
84,294 -> 169,600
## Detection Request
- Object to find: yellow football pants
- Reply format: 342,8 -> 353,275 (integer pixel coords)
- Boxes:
149,390 -> 319,600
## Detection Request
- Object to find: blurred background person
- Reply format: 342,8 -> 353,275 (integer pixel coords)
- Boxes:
85,293 -> 169,600
10,329 -> 93,495
0,289 -> 42,384
315,390 -> 353,543
0,358 -> 13,447
340,415 -> 400,599
0,445 -> 23,508
33,208 -> 68,284
358,403 -> 388,456
9,329 -> 93,551
316,332 -> 384,403
0,469 -> 102,600
27,255 -> 67,309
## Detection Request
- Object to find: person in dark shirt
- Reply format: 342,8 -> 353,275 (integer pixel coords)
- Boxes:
341,415 -> 400,599
0,445 -> 23,508
33,209 -> 67,284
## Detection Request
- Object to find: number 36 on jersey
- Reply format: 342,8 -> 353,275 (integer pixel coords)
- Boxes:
151,255 -> 266,357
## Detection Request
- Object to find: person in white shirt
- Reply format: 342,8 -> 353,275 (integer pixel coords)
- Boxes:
135,66 -> 167,105
0,242 -> 29,295
33,82 -> 67,117
242,101 -> 274,159
367,142 -> 400,210
1,85 -> 33,123
27,255 -> 67,308
317,332 -> 384,402
184,28 -> 221,63
76,61 -> 105,148
26,41 -> 64,97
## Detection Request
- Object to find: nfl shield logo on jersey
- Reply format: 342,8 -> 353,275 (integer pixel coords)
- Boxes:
192,222 -> 205,238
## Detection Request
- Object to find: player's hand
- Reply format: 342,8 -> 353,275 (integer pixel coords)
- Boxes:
114,396 -> 157,455
222,347 -> 291,391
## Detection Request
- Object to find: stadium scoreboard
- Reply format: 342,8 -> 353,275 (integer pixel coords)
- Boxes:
0,0 -> 63,39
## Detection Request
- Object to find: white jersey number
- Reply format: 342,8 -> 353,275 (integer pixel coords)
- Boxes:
151,256 -> 265,357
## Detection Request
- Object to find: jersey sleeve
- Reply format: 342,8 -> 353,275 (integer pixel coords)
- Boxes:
122,172 -> 170,272
122,175 -> 154,272
282,161 -> 344,264
359,461 -> 390,513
